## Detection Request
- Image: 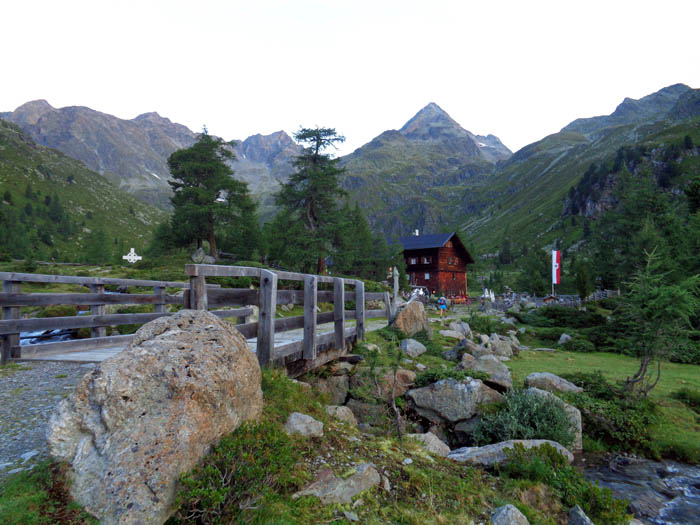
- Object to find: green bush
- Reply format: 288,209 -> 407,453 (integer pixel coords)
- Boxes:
463,312 -> 507,336
563,338 -> 596,353
414,368 -> 489,388
561,372 -> 658,453
671,388 -> 700,413
172,421 -> 304,524
474,389 -> 575,448
515,306 -> 606,329
500,444 -> 629,524
560,371 -> 617,400
530,326 -> 569,342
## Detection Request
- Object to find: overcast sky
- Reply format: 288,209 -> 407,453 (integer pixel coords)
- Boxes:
2,0 -> 699,156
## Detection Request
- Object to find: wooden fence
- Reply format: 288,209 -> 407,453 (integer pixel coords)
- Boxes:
184,264 -> 391,369
0,266 -> 391,368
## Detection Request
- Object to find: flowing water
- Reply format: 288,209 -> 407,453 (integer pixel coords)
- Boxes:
584,455 -> 700,524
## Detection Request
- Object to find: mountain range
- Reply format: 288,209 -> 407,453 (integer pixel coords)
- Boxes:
3,83 -> 699,255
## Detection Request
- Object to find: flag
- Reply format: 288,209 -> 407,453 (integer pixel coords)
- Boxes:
552,250 -> 561,285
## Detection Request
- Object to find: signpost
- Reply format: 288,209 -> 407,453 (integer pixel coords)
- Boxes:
122,248 -> 142,264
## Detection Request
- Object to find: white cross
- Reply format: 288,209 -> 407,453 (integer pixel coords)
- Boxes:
122,248 -> 142,264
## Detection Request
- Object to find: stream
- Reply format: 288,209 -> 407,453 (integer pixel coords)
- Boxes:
584,455 -> 700,524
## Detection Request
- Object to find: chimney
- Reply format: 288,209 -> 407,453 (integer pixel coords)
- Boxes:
414,229 -> 420,236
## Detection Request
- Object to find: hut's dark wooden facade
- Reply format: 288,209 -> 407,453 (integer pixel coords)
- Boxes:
399,232 -> 474,296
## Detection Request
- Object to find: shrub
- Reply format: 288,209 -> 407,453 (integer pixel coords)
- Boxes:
563,338 -> 596,353
474,389 -> 575,448
671,388 -> 700,413
516,306 -> 606,329
463,312 -> 507,336
414,368 -> 489,388
172,421 -> 304,524
560,371 -> 617,400
38,305 -> 77,318
530,326 -> 569,342
500,444 -> 629,524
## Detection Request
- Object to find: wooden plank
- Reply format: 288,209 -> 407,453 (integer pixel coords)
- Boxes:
334,277 -> 345,351
365,292 -> 386,301
283,327 -> 357,377
153,286 -> 165,314
257,269 -> 277,366
189,276 -> 208,310
2,280 -> 20,363
0,292 -> 184,307
90,284 -> 106,338
232,321 -> 257,339
384,291 -> 393,323
19,334 -> 134,359
185,264 -> 262,278
0,272 -> 188,288
0,312 -> 172,334
355,280 -> 365,341
303,275 -> 317,360
209,308 -> 254,319
206,288 -> 259,308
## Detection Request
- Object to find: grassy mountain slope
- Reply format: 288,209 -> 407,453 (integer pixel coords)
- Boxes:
0,119 -> 166,260
460,87 -> 700,254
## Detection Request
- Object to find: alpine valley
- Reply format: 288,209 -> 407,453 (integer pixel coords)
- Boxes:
2,83 -> 699,258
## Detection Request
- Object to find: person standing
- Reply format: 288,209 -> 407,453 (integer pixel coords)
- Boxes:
438,295 -> 447,318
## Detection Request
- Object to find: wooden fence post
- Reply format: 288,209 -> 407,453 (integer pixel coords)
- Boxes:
383,291 -> 393,324
334,278 -> 345,351
154,286 -> 165,314
303,275 -> 317,360
2,280 -> 21,363
257,269 -> 277,366
189,276 -> 208,310
355,280 -> 365,341
89,284 -> 107,338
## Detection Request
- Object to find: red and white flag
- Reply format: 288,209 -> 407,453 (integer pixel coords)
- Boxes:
552,250 -> 561,285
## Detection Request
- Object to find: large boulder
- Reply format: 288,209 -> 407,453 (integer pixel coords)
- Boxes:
401,338 -> 427,358
406,378 -> 503,425
524,387 -> 582,452
47,310 -> 263,525
439,329 -> 465,340
325,405 -> 357,426
558,333 -> 572,345
469,355 -> 513,392
525,372 -> 583,394
568,505 -> 594,525
448,439 -> 574,467
393,301 -> 431,337
492,504 -> 530,525
488,334 -> 513,358
449,321 -> 472,338
311,374 -> 349,405
293,463 -> 380,504
408,432 -> 451,457
285,412 -> 324,437
191,246 -> 216,264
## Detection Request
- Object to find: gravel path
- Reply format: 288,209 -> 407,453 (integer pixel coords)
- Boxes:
0,361 -> 95,480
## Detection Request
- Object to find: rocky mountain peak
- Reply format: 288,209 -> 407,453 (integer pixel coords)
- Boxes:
133,111 -> 168,122
11,99 -> 56,126
399,102 -> 466,140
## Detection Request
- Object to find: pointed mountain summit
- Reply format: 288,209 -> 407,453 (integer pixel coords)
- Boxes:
399,102 -> 469,140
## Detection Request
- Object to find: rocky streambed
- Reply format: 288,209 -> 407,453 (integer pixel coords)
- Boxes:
584,454 -> 700,524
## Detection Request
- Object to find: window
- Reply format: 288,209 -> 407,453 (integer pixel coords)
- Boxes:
423,256 -> 431,264
425,273 -> 430,280
446,241 -> 453,248
409,257 -> 417,265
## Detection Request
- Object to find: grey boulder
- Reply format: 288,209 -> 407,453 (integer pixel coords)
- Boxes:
448,439 -> 574,467
406,378 -> 503,424
284,412 -> 324,437
525,372 -> 583,394
408,432 -> 451,457
470,355 -> 513,392
568,505 -> 593,525
401,338 -> 427,358
492,504 -> 530,525
293,463 -> 380,504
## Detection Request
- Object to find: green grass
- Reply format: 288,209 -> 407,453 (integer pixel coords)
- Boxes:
509,349 -> 700,462
0,462 -> 96,524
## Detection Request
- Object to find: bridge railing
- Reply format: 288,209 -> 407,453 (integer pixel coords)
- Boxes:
0,267 -> 390,367
185,264 -> 390,368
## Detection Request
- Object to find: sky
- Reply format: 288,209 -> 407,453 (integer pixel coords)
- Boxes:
2,0 -> 699,156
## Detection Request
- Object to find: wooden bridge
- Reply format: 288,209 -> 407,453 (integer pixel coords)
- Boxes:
0,265 -> 392,373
